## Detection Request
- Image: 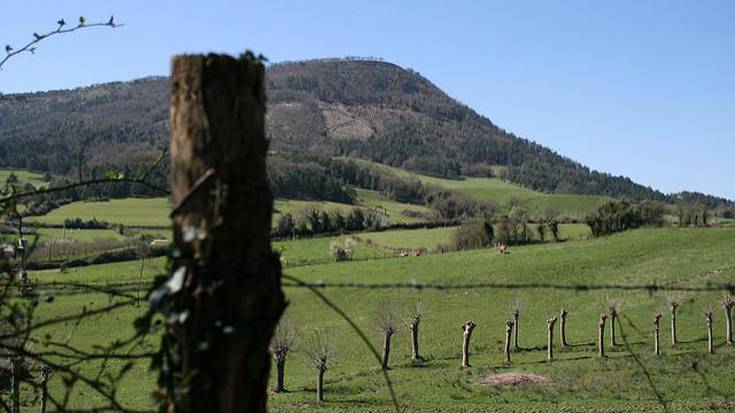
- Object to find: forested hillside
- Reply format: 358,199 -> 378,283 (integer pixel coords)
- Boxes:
0,58 -> 731,207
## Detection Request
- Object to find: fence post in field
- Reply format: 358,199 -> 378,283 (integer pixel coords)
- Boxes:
461,320 -> 477,368
546,317 -> 557,361
598,315 -> 607,358
512,308 -> 520,351
608,306 -> 618,350
704,310 -> 714,355
503,320 -> 513,364
653,312 -> 662,356
165,53 -> 285,413
559,308 -> 568,348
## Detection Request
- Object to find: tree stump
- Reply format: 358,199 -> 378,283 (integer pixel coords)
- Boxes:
461,320 -> 477,368
165,53 -> 285,413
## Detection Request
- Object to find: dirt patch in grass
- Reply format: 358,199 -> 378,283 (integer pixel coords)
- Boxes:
483,372 -> 548,386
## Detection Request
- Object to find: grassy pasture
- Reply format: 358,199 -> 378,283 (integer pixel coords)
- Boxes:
351,159 -> 611,220
31,198 -> 171,227
0,168 -> 48,188
21,226 -> 735,412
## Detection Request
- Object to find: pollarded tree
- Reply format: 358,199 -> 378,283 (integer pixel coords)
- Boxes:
510,298 -> 524,351
546,317 -> 557,361
703,309 -> 714,355
668,296 -> 681,346
271,316 -> 298,393
503,320 -> 513,364
405,301 -> 424,364
375,300 -> 399,370
598,314 -> 608,358
461,320 -> 477,368
721,294 -> 734,346
559,308 -> 569,348
302,329 -> 334,402
653,312 -> 662,356
607,299 -> 621,350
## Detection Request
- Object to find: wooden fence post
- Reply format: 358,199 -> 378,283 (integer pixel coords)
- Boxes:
165,53 -> 285,413
704,311 -> 714,355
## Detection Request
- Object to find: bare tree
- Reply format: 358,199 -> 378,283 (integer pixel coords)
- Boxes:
559,308 -> 569,348
503,320 -> 513,364
598,314 -> 607,358
375,300 -> 399,370
302,329 -> 334,402
721,294 -> 734,345
653,312 -> 662,356
668,296 -> 680,346
271,316 -> 298,393
461,320 -> 477,368
405,301 -> 423,364
546,317 -> 557,361
511,299 -> 523,351
704,309 -> 714,355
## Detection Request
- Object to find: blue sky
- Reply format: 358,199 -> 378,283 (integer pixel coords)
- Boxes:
1,1 -> 733,199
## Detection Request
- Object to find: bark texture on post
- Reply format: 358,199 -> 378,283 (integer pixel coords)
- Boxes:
546,317 -> 557,361
670,302 -> 679,346
653,313 -> 662,356
598,315 -> 607,358
513,310 -> 520,350
705,311 -> 714,354
461,320 -> 477,368
503,320 -> 513,364
166,53 -> 285,413
560,309 -> 568,348
408,315 -> 422,363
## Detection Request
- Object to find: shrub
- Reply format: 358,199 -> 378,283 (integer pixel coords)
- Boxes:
451,218 -> 494,251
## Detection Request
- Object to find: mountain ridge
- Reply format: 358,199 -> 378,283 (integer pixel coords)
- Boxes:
0,58 -> 731,207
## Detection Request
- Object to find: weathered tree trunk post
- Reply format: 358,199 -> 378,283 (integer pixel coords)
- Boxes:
547,317 -> 557,361
408,315 -> 422,363
503,320 -> 513,364
670,302 -> 679,346
381,330 -> 394,370
653,313 -> 662,356
316,365 -> 326,402
705,311 -> 714,354
513,310 -> 520,350
10,358 -> 19,413
723,299 -> 733,345
598,315 -> 607,358
560,309 -> 568,348
165,53 -> 285,413
461,320 -> 477,368
40,365 -> 51,413
609,308 -> 617,350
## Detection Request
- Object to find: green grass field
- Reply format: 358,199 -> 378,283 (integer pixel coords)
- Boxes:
350,159 -> 611,220
30,198 -> 172,227
22,226 -> 735,412
35,227 -> 127,242
0,168 -> 48,188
